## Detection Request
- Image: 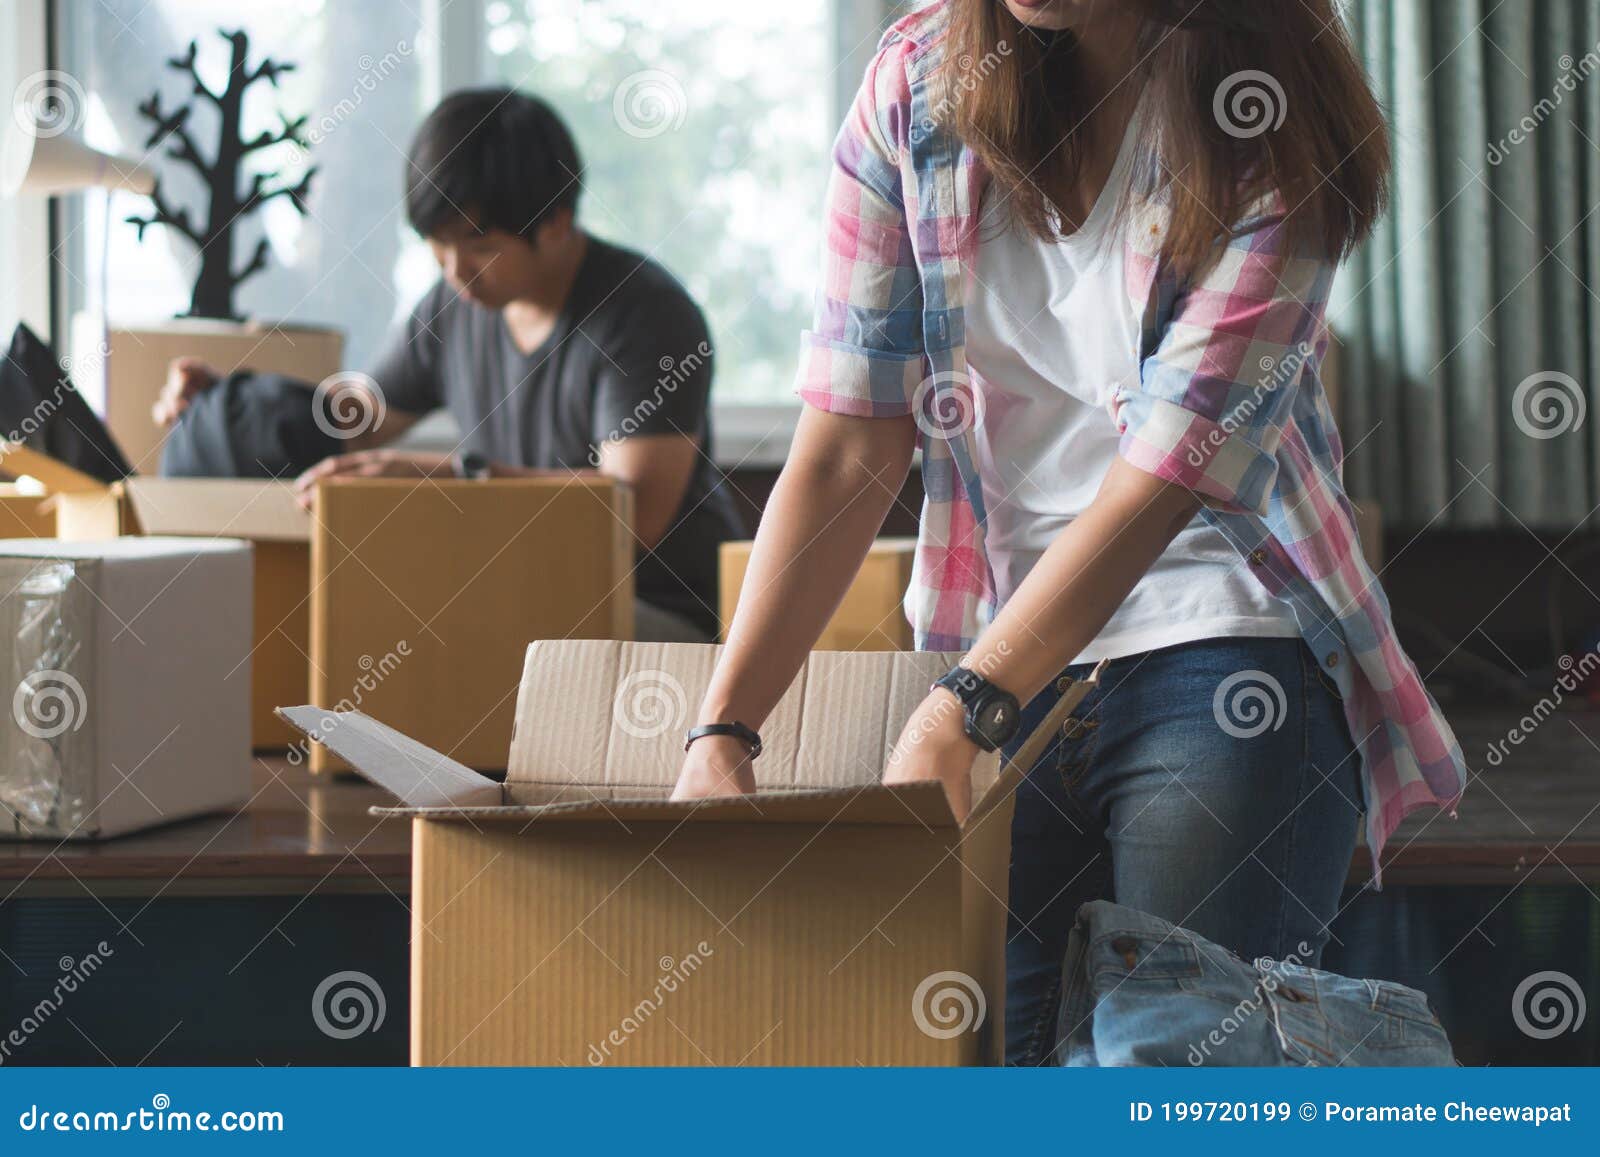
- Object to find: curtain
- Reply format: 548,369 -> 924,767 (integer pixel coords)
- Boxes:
1334,0 -> 1600,530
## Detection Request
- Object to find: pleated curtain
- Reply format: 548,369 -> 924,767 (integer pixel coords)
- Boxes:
1334,0 -> 1600,529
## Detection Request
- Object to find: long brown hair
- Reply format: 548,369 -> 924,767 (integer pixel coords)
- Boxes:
944,0 -> 1389,277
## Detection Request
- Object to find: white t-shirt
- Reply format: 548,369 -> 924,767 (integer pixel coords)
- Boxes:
964,114 -> 1300,664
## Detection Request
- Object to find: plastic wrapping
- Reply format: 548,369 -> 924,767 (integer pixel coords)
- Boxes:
0,559 -> 91,837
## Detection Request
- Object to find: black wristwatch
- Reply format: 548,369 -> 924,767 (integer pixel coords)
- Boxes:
932,665 -> 1021,752
684,722 -> 763,759
453,450 -> 491,480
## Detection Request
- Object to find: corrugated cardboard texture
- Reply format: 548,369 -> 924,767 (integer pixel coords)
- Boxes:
412,814 -> 975,1065
277,705 -> 502,809
506,640 -> 995,798
53,480 -> 312,750
281,641 -> 1100,1065
310,478 -> 634,772
720,537 -> 915,651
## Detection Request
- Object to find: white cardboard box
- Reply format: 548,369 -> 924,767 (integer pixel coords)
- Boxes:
0,536 -> 253,839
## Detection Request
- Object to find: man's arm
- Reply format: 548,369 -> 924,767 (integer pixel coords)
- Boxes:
593,434 -> 699,550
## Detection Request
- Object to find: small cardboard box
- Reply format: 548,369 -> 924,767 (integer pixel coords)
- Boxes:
0,536 -> 251,839
720,537 -> 916,650
69,316 -> 343,475
0,483 -> 54,537
281,639 -> 1098,1066
309,477 -> 634,773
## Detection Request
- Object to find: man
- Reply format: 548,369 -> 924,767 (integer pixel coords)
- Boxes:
157,88 -> 742,641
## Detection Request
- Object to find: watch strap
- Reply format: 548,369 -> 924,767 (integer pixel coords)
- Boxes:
684,722 -> 763,759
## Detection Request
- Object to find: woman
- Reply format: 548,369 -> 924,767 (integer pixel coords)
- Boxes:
672,0 -> 1466,1065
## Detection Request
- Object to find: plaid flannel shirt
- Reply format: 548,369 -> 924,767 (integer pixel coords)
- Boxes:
794,4 -> 1465,874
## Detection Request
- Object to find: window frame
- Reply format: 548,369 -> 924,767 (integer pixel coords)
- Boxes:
48,0 -> 904,468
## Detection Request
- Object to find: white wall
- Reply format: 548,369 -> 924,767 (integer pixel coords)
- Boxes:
1,0 -> 51,339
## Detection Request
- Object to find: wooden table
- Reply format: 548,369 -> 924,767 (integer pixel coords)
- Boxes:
0,757 -> 410,896
1,705 -> 1596,895
1375,706 -> 1600,886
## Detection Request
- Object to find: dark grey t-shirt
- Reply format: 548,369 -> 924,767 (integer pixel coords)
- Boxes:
368,237 -> 742,634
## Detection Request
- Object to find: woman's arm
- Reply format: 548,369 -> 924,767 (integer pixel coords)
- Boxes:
671,404 -> 917,799
884,458 -> 1200,819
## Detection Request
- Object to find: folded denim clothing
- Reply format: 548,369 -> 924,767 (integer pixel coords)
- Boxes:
1055,900 -> 1455,1067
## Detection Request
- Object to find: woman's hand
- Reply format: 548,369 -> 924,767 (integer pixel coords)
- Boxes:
671,734 -> 757,802
882,688 -> 982,822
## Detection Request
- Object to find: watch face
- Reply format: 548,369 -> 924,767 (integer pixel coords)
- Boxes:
975,696 -> 1019,745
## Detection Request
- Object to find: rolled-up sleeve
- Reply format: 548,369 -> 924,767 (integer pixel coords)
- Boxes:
1113,206 -> 1335,516
795,39 -> 925,418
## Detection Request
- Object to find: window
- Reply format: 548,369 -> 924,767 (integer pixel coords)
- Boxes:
52,0 -> 903,450
482,0 -> 833,403
58,0 -> 437,371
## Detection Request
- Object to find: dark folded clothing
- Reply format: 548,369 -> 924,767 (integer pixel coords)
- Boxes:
0,323 -> 131,482
160,372 -> 341,480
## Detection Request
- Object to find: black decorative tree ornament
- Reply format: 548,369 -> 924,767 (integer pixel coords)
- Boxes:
126,29 -> 318,321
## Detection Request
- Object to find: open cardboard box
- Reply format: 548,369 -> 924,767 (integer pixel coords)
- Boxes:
0,482 -> 55,537
280,639 -> 1100,1066
0,444 -> 309,749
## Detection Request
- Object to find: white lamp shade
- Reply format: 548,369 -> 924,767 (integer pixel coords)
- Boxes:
1,120 -> 156,198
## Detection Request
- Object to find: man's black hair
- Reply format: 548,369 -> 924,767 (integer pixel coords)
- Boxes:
405,87 -> 583,241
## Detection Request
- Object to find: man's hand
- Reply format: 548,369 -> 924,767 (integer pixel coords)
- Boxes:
293,449 -> 453,509
881,688 -> 982,822
152,357 -> 220,427
671,734 -> 757,802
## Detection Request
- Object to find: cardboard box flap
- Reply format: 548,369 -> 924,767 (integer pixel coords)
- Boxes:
508,640 -> 977,793
0,443 -> 108,494
275,706 -> 502,808
123,477 -> 311,541
369,780 -> 959,827
964,659 -> 1106,830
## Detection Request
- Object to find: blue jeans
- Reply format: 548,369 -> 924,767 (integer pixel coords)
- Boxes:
1056,900 -> 1454,1066
1003,636 -> 1364,1066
